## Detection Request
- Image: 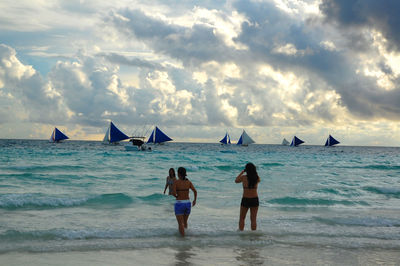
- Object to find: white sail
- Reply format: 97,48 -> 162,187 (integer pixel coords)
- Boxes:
282,138 -> 289,145
239,130 -> 255,146
102,126 -> 110,143
49,129 -> 55,142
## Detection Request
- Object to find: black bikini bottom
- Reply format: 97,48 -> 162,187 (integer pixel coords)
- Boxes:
241,197 -> 259,208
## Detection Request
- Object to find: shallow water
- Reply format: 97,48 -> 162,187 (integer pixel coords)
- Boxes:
1,140 -> 400,264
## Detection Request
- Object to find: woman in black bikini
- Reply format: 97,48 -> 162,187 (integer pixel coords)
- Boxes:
235,163 -> 260,231
163,168 -> 176,195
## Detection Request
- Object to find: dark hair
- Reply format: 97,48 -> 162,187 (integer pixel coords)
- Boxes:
245,163 -> 258,189
169,168 -> 176,178
177,167 -> 187,180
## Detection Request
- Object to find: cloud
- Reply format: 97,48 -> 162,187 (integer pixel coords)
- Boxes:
98,52 -> 166,70
105,5 -> 339,128
320,0 -> 400,51
107,8 -> 235,66
315,0 -> 400,120
230,0 -> 400,122
2,1 -> 400,145
0,44 -> 67,124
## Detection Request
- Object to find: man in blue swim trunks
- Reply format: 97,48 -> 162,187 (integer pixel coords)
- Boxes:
172,167 -> 197,236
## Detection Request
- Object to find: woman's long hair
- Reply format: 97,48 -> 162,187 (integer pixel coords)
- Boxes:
245,163 -> 258,188
169,168 -> 176,178
178,167 -> 187,180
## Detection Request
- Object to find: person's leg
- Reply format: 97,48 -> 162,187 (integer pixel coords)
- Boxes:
239,206 -> 249,231
183,214 -> 189,228
176,215 -> 185,236
249,207 -> 258,230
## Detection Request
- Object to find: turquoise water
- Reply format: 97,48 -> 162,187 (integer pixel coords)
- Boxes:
1,140 -> 400,260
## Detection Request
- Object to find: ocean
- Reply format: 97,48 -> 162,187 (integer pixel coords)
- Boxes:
1,139 -> 400,265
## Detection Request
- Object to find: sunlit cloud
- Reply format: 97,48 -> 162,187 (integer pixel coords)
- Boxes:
0,0 -> 399,146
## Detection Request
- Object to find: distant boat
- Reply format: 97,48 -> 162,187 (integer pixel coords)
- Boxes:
325,135 -> 340,146
147,126 -> 172,144
219,132 -> 231,145
290,136 -> 304,147
237,130 -> 255,146
282,138 -> 290,145
103,121 -> 130,144
129,137 -> 145,147
49,128 -> 69,143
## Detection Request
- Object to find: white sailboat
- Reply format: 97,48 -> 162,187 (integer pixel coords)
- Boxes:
236,130 -> 255,146
282,138 -> 289,145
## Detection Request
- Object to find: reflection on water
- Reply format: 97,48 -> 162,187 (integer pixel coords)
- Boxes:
235,247 -> 264,265
235,234 -> 265,265
174,246 -> 194,266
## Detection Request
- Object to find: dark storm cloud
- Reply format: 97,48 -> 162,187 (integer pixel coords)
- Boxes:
320,0 -> 400,51
338,78 -> 400,120
232,0 -> 400,121
317,0 -> 400,119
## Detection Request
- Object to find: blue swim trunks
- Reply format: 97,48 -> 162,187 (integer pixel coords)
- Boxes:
174,200 -> 191,215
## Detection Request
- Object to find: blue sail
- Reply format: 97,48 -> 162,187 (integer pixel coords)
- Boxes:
50,128 -> 69,142
236,135 -> 243,145
147,126 -> 172,144
147,130 -> 155,143
325,135 -> 340,146
219,132 -> 230,144
109,122 -> 129,143
290,136 -> 304,147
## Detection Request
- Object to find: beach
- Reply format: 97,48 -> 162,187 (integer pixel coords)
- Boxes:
2,245 -> 400,265
1,140 -> 400,265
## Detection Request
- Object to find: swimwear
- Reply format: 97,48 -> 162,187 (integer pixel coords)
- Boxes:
241,197 -> 259,208
166,178 -> 174,195
174,200 -> 191,215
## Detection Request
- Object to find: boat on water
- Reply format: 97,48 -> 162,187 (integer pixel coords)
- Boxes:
125,136 -> 153,151
282,138 -> 290,145
130,137 -> 145,147
219,132 -> 231,145
49,128 -> 69,143
325,135 -> 340,146
236,130 -> 255,146
147,126 -> 172,144
290,136 -> 304,147
103,121 -> 130,144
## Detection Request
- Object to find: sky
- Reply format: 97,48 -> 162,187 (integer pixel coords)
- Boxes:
1,0 -> 400,146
